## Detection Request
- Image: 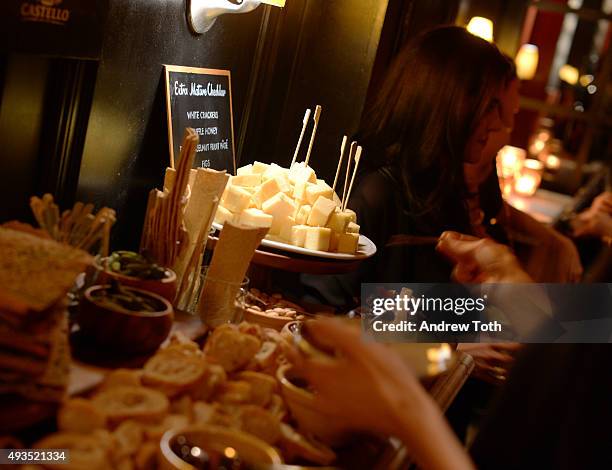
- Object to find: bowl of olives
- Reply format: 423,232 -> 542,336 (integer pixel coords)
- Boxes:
79,282 -> 174,354
97,250 -> 177,302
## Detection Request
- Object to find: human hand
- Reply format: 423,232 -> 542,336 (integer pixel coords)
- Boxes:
436,232 -> 532,283
573,205 -> 612,240
284,319 -> 477,470
589,191 -> 612,215
283,319 -> 427,437
457,343 -> 521,385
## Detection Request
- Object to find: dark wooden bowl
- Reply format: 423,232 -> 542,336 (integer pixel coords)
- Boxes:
96,259 -> 177,303
78,285 -> 174,355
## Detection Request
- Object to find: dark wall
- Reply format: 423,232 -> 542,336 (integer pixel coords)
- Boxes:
240,0 -> 389,183
76,0 -> 266,249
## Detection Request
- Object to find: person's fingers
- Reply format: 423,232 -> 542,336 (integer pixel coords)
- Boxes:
452,263 -> 478,283
486,350 -> 515,367
439,231 -> 480,242
491,342 -> 522,353
302,319 -> 372,362
436,236 -> 485,264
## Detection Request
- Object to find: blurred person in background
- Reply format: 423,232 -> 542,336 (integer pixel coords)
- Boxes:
463,61 -> 582,283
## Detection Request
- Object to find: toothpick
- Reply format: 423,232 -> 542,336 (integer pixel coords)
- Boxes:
343,146 -> 362,211
291,108 -> 311,167
304,105 -> 322,166
341,141 -> 357,210
332,135 -> 347,194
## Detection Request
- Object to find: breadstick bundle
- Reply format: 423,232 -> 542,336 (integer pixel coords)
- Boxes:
140,128 -> 230,306
29,194 -> 116,256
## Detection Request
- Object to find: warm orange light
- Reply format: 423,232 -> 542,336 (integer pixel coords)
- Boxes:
514,175 -> 539,196
467,17 -> 494,42
515,44 -> 539,80
260,0 -> 285,6
515,159 -> 543,196
545,154 -> 561,170
497,145 -> 526,178
559,64 -> 579,85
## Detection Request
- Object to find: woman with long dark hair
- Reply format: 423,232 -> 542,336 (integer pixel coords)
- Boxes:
306,26 -> 513,304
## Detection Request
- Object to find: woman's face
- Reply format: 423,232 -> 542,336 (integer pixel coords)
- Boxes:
464,79 -> 520,190
464,91 -> 504,165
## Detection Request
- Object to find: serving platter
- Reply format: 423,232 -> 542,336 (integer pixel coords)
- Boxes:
212,222 -> 376,260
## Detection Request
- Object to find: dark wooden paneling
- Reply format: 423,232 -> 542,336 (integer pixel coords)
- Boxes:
0,0 -> 108,60
76,0 -> 266,249
0,54 -> 49,222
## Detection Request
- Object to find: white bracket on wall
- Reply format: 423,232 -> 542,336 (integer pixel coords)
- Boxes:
187,0 -> 263,34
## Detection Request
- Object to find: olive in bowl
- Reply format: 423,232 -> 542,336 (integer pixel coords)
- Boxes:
78,283 -> 174,355
97,250 -> 177,302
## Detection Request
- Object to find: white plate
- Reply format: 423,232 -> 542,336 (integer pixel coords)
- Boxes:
212,222 -> 376,260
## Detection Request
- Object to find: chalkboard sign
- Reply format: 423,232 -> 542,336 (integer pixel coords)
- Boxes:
164,65 -> 236,173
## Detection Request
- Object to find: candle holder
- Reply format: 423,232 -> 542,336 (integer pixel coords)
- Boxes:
514,159 -> 543,196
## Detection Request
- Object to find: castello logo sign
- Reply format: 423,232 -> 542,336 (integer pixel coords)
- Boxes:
20,0 -> 71,26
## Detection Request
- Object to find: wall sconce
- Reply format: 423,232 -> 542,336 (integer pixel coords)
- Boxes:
515,44 -> 539,80
188,0 -> 285,34
466,16 -> 494,43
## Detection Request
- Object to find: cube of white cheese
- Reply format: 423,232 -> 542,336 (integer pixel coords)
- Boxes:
289,162 -> 317,184
231,173 -> 261,187
293,181 -> 315,202
295,205 -> 311,225
236,164 -> 253,175
238,208 -> 273,228
214,205 -> 235,226
326,210 -> 353,233
252,161 -> 269,174
290,225 -> 309,247
262,163 -> 287,181
346,221 -> 360,233
262,192 -> 295,218
307,196 -> 337,227
270,214 -> 293,236
305,183 -> 333,205
345,208 -> 357,224
337,232 -> 359,254
304,227 -> 332,251
253,176 -> 289,208
274,171 -> 293,194
222,185 -> 253,213
329,231 -> 340,252
279,216 -> 295,241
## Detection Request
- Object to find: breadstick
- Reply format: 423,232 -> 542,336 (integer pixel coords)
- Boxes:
291,108 -> 311,167
304,105 -> 322,166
